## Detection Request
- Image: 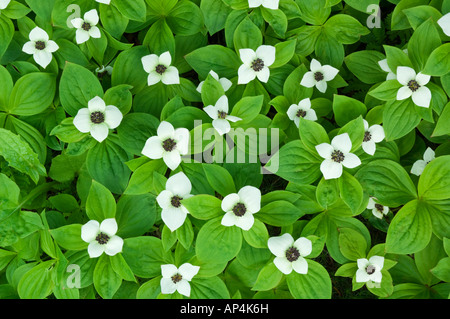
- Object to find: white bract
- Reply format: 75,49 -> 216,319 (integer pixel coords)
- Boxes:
71,9 -> 101,44
300,59 -> 339,93
142,51 -> 179,86
438,12 -> 450,37
268,233 -> 312,275
362,119 -> 385,155
0,0 -> 10,11
142,121 -> 189,170
156,172 -> 193,232
196,70 -> 232,93
81,218 -> 124,258
221,186 -> 261,231
356,256 -> 384,284
238,45 -> 275,84
411,147 -> 435,176
96,65 -> 113,75
396,66 -> 431,108
248,0 -> 279,10
378,49 -> 408,81
315,133 -> 361,180
160,263 -> 200,297
22,27 -> 59,69
286,98 -> 317,127
95,0 -> 111,4
367,197 -> 389,219
73,96 -> 123,143
203,95 -> 241,136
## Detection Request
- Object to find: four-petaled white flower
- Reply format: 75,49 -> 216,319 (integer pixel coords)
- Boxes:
22,27 -> 59,69
286,98 -> 317,128
268,233 -> 312,275
142,51 -> 180,86
157,172 -> 193,232
438,12 -> 450,37
300,59 -> 339,93
366,197 -> 389,219
204,95 -> 241,136
160,263 -> 200,297
197,70 -> 232,94
0,0 -> 11,11
362,119 -> 385,156
221,186 -> 261,231
81,218 -> 124,258
356,256 -> 384,284
71,9 -> 101,44
316,133 -> 361,180
142,121 -> 189,170
248,0 -> 279,10
238,45 -> 275,84
95,0 -> 111,4
73,96 -> 123,143
411,147 -> 435,176
396,66 -> 431,108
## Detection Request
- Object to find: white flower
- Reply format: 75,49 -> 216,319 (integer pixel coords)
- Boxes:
396,66 -> 431,108
411,147 -> 435,176
300,59 -> 339,93
221,186 -> 261,231
203,95 -> 241,136
96,65 -> 113,75
81,218 -> 124,258
0,0 -> 11,10
156,172 -> 193,232
362,119 -> 385,155
196,70 -> 232,94
22,27 -> 59,69
286,98 -> 317,127
438,12 -> 450,37
238,45 -> 275,84
142,121 -> 189,170
71,9 -> 101,44
366,197 -> 389,219
248,0 -> 279,10
160,263 -> 200,297
95,0 -> 111,4
141,51 -> 179,86
268,233 -> 312,275
315,133 -> 361,180
356,256 -> 384,284
73,96 -> 123,143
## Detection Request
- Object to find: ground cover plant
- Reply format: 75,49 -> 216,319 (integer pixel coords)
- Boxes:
0,0 -> 449,300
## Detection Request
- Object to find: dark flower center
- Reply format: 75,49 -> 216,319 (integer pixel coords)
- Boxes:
285,246 -> 300,262
171,273 -> 182,284
232,203 -> 246,217
314,72 -> 324,82
251,58 -> 264,72
363,131 -> 372,142
95,232 -> 110,245
35,41 -> 46,50
331,150 -> 345,163
171,195 -> 182,208
82,22 -> 91,31
366,265 -> 376,275
407,80 -> 420,92
90,111 -> 105,124
218,111 -> 227,119
374,203 -> 384,213
155,64 -> 167,75
162,138 -> 176,152
296,109 -> 307,118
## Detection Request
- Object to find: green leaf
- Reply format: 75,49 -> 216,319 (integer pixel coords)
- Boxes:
271,40 -> 296,69
252,262 -> 283,291
166,0 -> 204,36
418,155 -> 450,201
113,0 -> 146,21
338,227 -> 368,261
110,254 -> 136,282
200,0 -> 232,35
286,259 -> 332,299
344,0 -> 379,12
407,18 -> 441,70
355,159 -> 417,207
117,113 -> 159,156
431,257 -> 450,282
112,46 -> 150,94
298,117 -> 329,152
190,276 -> 231,299
423,43 -> 450,77
99,2 -> 129,38
143,18 -> 175,57
115,194 -> 156,238
93,255 -> 122,299
332,95 -> 367,126
8,72 -> 56,116
0,128 -> 46,184
0,13 -> 14,58
50,224 -> 87,251
200,73 -> 226,106
383,99 -> 422,141
195,217 -> 242,263
296,0 -> 330,25
17,260 -> 55,299
230,95 -> 263,123
1,1 -> 31,19
368,80 -> 403,101
386,200 -> 432,254
383,44 -> 413,71
86,180 -> 116,221
257,200 -> 304,227
324,14 -> 370,44
344,50 -> 387,84
124,159 -> 166,195
261,6 -> 288,37
0,65 -> 13,111
181,195 -> 223,220
339,171 -> 364,214
242,218 -> 268,249
233,16 -> 262,51
403,5 -> 443,30
202,164 -> 236,197
314,28 -> 345,68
